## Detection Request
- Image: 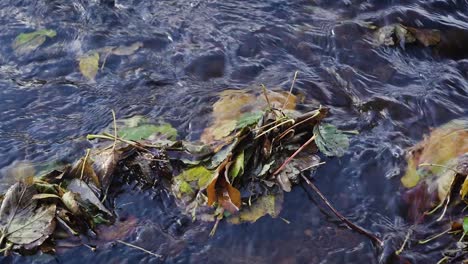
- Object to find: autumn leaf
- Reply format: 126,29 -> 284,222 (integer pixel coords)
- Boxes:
0,182 -> 56,249
79,52 -> 100,81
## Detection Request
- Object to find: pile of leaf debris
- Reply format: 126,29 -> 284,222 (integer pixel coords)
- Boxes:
0,88 -> 352,255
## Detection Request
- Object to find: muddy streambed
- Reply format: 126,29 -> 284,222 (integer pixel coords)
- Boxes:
0,0 -> 467,263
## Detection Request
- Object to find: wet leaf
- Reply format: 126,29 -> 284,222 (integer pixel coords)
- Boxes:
0,182 -> 56,249
314,123 -> 350,157
407,27 -> 441,47
12,29 -> 56,55
277,167 -> 293,192
95,216 -> 138,243
401,119 -> 468,188
229,194 -> 283,224
208,138 -> 238,169
110,42 -> 143,56
79,52 -> 99,81
177,166 -> 215,189
67,179 -> 112,216
228,150 -> 244,181
219,183 -> 242,214
236,111 -> 263,129
62,191 -> 80,215
117,116 -> 177,141
91,149 -> 120,193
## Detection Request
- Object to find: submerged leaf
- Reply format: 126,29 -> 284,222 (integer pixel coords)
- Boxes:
116,116 -> 177,141
236,111 -> 263,129
314,123 -> 350,157
177,166 -> 215,189
407,27 -> 441,47
13,29 -> 56,55
401,119 -> 468,188
229,194 -> 283,224
110,42 -> 143,56
79,52 -> 100,81
0,182 -> 56,249
201,89 -> 297,145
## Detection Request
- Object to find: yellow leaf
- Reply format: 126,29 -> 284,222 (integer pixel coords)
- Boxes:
201,88 -> 297,145
401,120 -> 468,188
461,177 -> 468,200
79,52 -> 99,81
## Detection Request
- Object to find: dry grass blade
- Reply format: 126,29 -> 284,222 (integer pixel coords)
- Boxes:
282,71 -> 298,110
116,239 -> 162,258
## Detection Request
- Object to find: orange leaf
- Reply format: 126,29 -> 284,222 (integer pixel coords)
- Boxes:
227,184 -> 241,209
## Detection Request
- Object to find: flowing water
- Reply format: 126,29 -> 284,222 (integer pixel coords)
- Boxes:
0,0 -> 467,263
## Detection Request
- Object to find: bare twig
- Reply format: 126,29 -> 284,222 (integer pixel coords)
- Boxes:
273,134 -> 316,176
116,240 -> 162,258
301,174 -> 384,246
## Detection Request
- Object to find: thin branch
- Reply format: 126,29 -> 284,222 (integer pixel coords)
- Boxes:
116,240 -> 162,258
254,119 -> 295,139
301,174 -> 384,246
273,134 -> 316,176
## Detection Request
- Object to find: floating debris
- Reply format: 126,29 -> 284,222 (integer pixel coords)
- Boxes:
0,83 -> 369,255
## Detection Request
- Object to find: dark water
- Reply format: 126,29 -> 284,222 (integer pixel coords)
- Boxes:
0,0 -> 467,263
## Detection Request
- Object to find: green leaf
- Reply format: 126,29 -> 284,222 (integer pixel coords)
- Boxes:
79,52 -> 100,81
0,182 -> 56,249
463,216 -> 468,234
236,111 -> 263,129
177,166 -> 215,189
114,116 -> 177,141
119,123 -> 177,141
12,29 -> 56,55
229,150 -> 244,181
314,123 -> 350,157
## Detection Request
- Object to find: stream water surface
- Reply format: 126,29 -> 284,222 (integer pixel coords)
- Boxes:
0,0 -> 467,263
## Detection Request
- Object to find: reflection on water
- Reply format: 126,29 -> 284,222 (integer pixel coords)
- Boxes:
0,0 -> 467,263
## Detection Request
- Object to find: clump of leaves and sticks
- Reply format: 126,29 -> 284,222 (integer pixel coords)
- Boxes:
0,76 -> 383,257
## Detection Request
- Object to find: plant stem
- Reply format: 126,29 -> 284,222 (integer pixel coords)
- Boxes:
282,70 -> 298,110
273,134 -> 316,176
301,174 -> 384,246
